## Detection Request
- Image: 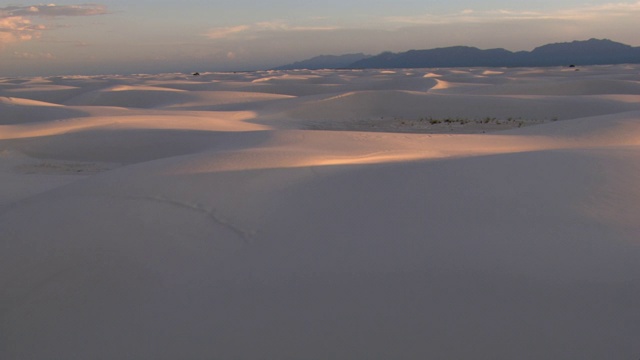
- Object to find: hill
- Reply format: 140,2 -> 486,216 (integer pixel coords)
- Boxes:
275,39 -> 640,69
271,53 -> 371,70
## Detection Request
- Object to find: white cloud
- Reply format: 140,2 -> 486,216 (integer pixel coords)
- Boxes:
254,21 -> 338,32
205,21 -> 338,40
205,25 -> 251,39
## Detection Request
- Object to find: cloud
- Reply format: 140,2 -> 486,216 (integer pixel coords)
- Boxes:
205,21 -> 338,40
202,1 -> 640,57
13,51 -> 55,60
0,16 -> 43,46
253,21 -> 338,32
0,3 -> 107,46
205,25 -> 251,40
383,1 -> 640,25
2,4 -> 108,17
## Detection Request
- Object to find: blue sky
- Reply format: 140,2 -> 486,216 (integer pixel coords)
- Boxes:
2,1 -> 640,76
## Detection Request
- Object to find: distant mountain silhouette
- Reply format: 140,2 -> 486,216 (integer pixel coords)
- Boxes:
521,39 -> 639,66
272,53 -> 371,70
351,47 -> 519,68
274,39 -> 640,70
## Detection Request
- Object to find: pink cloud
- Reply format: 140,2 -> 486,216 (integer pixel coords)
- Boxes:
0,4 -> 107,46
2,4 -> 108,17
0,16 -> 43,46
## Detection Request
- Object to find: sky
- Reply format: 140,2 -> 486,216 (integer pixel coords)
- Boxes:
1,1 -> 640,76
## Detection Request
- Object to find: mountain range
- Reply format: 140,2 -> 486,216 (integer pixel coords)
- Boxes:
273,39 -> 640,70
271,53 -> 371,70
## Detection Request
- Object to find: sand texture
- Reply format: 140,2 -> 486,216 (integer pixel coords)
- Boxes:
1,65 -> 640,359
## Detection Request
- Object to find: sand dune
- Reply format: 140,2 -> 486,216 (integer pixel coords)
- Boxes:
468,78 -> 640,96
1,65 -> 639,360
0,83 -> 88,104
64,86 -> 196,108
0,96 -> 90,124
275,89 -> 640,132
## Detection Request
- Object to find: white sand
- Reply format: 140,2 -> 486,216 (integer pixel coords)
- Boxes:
1,65 -> 639,359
